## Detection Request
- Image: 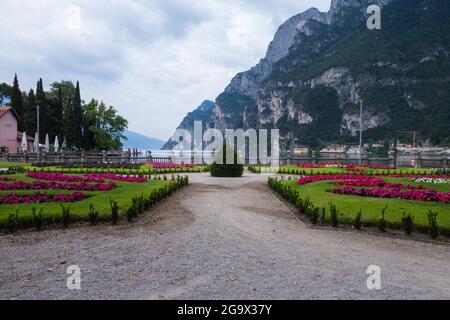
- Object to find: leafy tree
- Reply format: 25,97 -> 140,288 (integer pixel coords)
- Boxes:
49,81 -> 76,146
6,77 -> 128,151
84,99 -> 128,150
0,83 -> 12,106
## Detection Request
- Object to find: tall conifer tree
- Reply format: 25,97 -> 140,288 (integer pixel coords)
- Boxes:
11,74 -> 24,131
73,81 -> 83,147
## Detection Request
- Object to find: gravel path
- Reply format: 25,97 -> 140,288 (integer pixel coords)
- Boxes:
0,172 -> 449,300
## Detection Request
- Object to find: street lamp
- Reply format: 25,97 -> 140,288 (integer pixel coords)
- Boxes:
37,105 -> 40,162
359,99 -> 363,166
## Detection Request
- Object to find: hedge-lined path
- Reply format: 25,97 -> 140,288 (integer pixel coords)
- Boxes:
0,172 -> 449,300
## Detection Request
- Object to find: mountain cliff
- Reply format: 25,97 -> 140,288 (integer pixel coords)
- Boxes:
165,0 -> 450,149
162,100 -> 215,150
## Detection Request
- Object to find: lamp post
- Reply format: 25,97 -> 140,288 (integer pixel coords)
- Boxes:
37,105 -> 40,162
359,99 -> 363,166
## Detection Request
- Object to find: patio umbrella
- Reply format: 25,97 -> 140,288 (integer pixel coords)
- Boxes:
54,136 -> 60,152
62,137 -> 67,149
45,134 -> 50,152
21,132 -> 28,152
34,132 -> 39,152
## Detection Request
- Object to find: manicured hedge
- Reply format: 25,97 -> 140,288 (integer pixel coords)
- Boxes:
210,145 -> 244,178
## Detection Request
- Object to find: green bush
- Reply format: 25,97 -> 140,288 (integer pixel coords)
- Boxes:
7,210 -> 19,234
378,205 -> 388,233
61,205 -> 71,229
110,199 -> 120,225
126,205 -> 136,222
32,208 -> 46,232
210,145 -> 244,178
353,210 -> 362,230
321,208 -> 326,225
401,212 -> 415,235
428,211 -> 440,240
329,202 -> 339,228
310,206 -> 320,225
88,204 -> 99,226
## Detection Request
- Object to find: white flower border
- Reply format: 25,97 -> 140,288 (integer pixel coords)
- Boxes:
413,178 -> 449,184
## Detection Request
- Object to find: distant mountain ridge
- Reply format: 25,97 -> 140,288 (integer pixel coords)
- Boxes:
122,130 -> 165,150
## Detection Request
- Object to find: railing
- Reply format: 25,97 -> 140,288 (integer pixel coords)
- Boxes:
2,152 -> 449,168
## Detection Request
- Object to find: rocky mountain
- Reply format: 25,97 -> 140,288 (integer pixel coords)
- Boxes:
166,0 -> 450,149
162,100 -> 215,150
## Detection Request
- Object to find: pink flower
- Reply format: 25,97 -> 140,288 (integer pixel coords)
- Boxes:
147,162 -> 194,169
0,192 -> 87,204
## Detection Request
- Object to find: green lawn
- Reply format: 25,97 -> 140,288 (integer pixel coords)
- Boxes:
0,173 -> 173,226
0,162 -> 30,168
16,164 -> 209,175
281,178 -> 450,234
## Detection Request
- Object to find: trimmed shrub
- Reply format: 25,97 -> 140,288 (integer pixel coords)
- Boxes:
110,199 -> 120,225
126,205 -> 136,222
329,202 -> 339,228
32,208 -> 46,232
88,204 -> 99,226
321,207 -> 326,225
61,205 -> 71,229
310,206 -> 320,225
378,205 -> 388,233
428,211 -> 439,240
7,210 -> 19,234
353,210 -> 362,230
401,212 -> 415,235
210,144 -> 244,178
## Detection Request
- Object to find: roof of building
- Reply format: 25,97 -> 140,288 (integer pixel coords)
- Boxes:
0,106 -> 19,121
17,132 -> 35,141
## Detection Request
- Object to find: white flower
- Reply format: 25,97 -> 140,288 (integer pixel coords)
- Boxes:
413,178 -> 449,184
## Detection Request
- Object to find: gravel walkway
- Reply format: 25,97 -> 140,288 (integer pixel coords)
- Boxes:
0,172 -> 449,300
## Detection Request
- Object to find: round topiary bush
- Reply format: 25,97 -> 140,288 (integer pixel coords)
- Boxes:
210,144 -> 244,178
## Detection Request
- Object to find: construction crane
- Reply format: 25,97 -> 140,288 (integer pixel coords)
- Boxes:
396,131 -> 420,148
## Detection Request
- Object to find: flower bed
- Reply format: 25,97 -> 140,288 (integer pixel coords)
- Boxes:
295,163 -> 397,171
331,187 -> 450,203
412,178 -> 450,184
334,178 -> 423,190
0,192 -> 86,204
297,174 -> 450,203
0,179 -> 117,192
147,162 -> 195,169
297,174 -> 372,185
26,172 -> 148,183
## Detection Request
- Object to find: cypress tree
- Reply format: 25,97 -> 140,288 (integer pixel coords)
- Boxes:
11,74 -> 24,131
73,81 -> 83,147
23,89 -> 37,135
36,78 -> 48,141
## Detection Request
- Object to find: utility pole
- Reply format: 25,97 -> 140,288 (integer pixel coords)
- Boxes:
359,99 -> 363,165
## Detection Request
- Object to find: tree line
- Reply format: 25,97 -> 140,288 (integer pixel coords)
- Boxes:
0,74 -> 128,151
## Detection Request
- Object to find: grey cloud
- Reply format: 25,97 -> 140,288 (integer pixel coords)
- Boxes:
0,0 -> 332,140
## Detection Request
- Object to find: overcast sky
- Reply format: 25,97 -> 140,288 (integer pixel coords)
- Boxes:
0,0 -> 331,140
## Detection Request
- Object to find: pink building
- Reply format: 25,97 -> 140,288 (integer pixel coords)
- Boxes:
0,107 -> 19,152
0,107 -> 35,153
